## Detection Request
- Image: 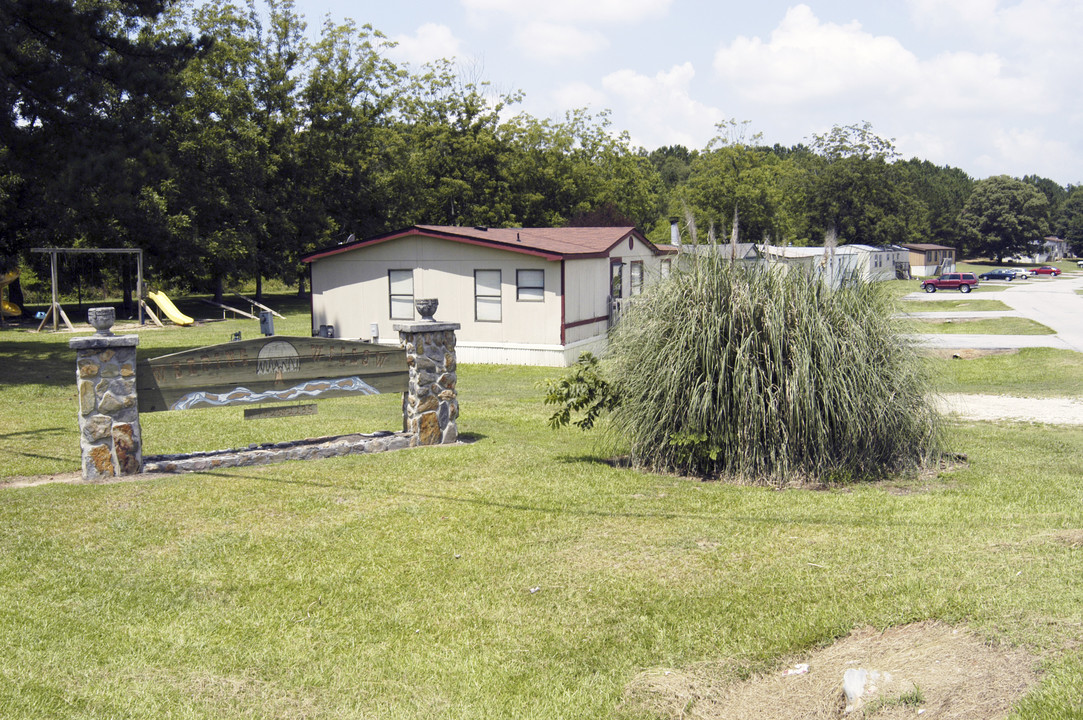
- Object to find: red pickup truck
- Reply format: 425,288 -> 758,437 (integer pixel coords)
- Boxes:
920,272 -> 979,293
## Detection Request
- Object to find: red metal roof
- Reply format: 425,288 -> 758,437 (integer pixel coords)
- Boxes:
901,243 -> 956,251
302,225 -> 675,263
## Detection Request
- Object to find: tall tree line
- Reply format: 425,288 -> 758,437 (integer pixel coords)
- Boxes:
2,1 -> 1079,305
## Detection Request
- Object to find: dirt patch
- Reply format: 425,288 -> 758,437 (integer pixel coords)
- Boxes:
622,622 -> 1039,719
1046,529 -> 1083,548
0,470 -> 176,489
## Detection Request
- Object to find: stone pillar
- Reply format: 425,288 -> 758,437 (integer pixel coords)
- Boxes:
394,318 -> 461,446
69,307 -> 143,480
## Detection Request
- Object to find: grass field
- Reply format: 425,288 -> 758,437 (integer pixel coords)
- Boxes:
1,294 -> 1081,719
931,347 -> 1083,397
897,298 -> 1012,313
904,317 -> 1056,335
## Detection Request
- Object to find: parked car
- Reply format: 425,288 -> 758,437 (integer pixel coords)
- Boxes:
920,272 -> 979,293
978,268 -> 1023,281
1077,260 -> 1083,268
1028,266 -> 1062,276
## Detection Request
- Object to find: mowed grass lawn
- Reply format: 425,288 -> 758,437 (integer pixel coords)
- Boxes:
898,298 -> 1012,313
1,299 -> 1082,718
905,317 -> 1056,335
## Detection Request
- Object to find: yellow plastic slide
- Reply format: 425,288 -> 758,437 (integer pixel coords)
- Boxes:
147,290 -> 194,326
1,269 -> 22,317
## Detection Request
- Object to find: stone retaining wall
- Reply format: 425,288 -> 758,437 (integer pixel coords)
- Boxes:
70,308 -> 462,479
144,431 -> 413,473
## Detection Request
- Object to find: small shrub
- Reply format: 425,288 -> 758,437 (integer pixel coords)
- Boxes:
542,352 -> 619,431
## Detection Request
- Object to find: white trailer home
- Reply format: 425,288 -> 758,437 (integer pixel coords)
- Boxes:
752,243 -> 908,283
303,225 -> 676,366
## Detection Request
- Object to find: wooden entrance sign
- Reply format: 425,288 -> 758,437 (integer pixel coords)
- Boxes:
136,337 -> 408,413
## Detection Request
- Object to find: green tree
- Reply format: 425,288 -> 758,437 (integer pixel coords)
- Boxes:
152,0 -> 266,298
648,145 -> 694,189
0,0 -> 198,292
1055,188 -> 1083,254
378,63 -> 518,228
897,159 -> 973,251
292,18 -> 402,287
806,123 -> 927,247
681,121 -> 788,244
1023,174 -> 1068,223
150,0 -> 311,300
958,175 -> 1051,263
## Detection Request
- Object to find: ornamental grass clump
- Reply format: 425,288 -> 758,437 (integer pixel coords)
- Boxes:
604,253 -> 942,483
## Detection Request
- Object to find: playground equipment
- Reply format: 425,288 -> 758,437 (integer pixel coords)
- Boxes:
147,290 -> 194,326
234,292 -> 284,319
1,269 -> 22,319
32,247 -> 144,331
202,297 -> 258,320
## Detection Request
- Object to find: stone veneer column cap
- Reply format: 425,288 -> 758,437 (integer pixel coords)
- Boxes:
393,321 -> 461,333
69,334 -> 140,350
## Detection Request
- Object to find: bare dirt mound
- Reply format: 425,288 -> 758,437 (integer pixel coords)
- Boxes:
623,622 -> 1039,719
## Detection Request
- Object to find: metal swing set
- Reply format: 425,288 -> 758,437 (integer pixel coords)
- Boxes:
30,247 -> 156,332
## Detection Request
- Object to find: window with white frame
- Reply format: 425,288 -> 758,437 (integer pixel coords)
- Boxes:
475,269 -> 502,321
630,261 -> 644,295
516,269 -> 544,301
388,269 -> 414,320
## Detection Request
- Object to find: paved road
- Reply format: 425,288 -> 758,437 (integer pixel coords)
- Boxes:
906,272 -> 1083,353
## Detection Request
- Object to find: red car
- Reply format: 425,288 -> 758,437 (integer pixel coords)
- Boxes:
920,272 -> 979,293
1028,266 -> 1062,276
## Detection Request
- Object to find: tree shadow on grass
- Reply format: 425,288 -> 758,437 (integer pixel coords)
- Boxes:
0,339 -> 77,387
0,335 -> 287,389
555,453 -> 631,468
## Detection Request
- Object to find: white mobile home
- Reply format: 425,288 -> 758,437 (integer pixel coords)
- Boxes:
303,225 -> 676,366
752,243 -> 908,283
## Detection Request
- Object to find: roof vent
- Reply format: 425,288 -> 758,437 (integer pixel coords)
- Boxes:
474,226 -> 488,231
517,232 -> 521,242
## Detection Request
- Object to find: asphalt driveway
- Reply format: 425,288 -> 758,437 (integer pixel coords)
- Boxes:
906,272 -> 1083,353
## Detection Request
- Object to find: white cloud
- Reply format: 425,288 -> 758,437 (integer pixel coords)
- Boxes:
713,4 -> 1046,113
514,21 -> 609,62
551,81 -> 608,110
387,23 -> 463,66
907,0 -> 1000,32
600,63 -> 727,149
909,50 -> 1048,113
462,0 -> 672,24
986,126 -> 1075,179
713,5 -> 918,104
906,0 -> 1080,46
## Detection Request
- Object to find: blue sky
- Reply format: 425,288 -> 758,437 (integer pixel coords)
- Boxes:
289,0 -> 1082,186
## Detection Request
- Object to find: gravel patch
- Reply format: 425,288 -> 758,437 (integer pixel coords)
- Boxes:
938,394 -> 1083,425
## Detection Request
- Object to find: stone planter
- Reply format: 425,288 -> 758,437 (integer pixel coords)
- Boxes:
87,306 -> 116,336
414,298 -> 438,322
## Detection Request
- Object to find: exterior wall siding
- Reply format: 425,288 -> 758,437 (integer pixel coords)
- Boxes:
311,235 -> 560,344
309,230 -> 670,366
